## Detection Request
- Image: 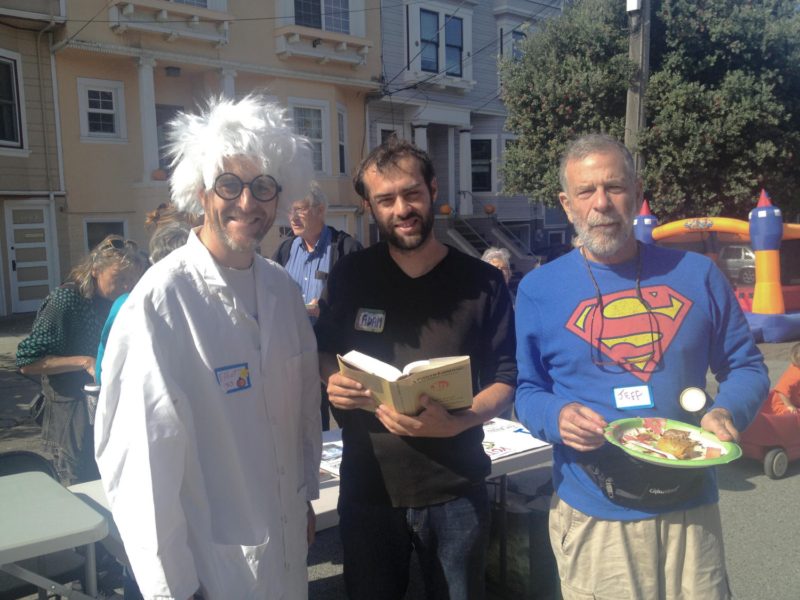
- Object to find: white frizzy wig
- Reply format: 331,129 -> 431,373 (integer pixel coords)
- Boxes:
167,95 -> 313,216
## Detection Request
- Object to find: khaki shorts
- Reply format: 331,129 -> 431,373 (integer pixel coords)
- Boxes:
549,494 -> 732,600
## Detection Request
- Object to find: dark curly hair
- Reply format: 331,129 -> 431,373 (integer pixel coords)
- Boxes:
353,135 -> 436,201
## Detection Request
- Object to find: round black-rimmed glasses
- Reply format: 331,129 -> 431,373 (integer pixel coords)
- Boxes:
213,173 -> 282,203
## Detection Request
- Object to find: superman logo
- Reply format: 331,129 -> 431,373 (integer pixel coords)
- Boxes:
565,285 -> 692,382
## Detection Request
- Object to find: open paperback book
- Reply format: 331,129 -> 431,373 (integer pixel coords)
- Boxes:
337,350 -> 473,415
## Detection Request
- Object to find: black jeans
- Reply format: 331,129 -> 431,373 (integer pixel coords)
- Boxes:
338,484 -> 490,600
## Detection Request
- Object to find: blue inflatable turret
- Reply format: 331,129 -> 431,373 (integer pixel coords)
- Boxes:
634,198 -> 657,245
749,189 -> 783,251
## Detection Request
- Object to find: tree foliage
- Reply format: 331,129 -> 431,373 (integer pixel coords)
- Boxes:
501,0 -> 800,220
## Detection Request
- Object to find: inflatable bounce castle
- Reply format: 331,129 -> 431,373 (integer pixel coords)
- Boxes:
634,190 -> 800,343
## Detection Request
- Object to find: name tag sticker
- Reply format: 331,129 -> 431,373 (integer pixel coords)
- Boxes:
613,385 -> 654,410
215,363 -> 251,394
354,308 -> 386,333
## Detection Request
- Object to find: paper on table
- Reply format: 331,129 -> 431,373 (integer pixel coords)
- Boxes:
320,441 -> 343,477
482,418 -> 550,461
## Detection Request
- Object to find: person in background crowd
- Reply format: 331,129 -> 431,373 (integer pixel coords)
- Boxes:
95,219 -> 193,385
515,133 -> 769,599
481,247 -> 512,286
316,137 -> 516,599
16,235 -> 146,484
273,182 -> 362,430
94,95 -> 321,600
144,201 -> 202,235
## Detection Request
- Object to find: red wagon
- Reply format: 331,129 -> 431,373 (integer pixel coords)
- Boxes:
739,408 -> 800,479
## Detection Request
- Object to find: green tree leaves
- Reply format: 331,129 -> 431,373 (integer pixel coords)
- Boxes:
501,0 -> 800,220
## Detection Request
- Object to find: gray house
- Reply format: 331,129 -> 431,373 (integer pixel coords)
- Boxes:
366,0 -> 570,272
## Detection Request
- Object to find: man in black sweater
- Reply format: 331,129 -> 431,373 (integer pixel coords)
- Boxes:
316,138 -> 516,599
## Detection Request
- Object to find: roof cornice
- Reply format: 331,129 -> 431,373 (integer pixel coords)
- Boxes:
57,39 -> 382,91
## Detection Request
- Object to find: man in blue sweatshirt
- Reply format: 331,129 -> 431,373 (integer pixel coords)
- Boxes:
515,134 -> 769,599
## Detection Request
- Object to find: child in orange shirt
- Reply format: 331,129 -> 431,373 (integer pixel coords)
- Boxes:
769,343 -> 800,415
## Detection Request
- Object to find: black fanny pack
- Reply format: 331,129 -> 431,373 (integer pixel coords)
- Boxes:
579,444 -> 706,509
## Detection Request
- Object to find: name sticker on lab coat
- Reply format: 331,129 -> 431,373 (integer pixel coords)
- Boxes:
613,385 -> 653,410
354,308 -> 385,333
215,363 -> 251,394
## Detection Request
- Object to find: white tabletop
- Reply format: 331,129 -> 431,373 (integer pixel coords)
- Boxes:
0,471 -> 108,565
312,419 -> 552,530
66,420 -> 552,538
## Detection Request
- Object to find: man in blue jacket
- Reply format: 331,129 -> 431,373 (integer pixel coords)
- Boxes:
515,134 -> 769,599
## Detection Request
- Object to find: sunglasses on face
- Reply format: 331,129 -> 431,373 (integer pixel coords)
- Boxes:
213,172 -> 282,203
101,238 -> 138,251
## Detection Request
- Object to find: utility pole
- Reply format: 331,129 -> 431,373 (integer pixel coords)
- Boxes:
624,0 -> 651,175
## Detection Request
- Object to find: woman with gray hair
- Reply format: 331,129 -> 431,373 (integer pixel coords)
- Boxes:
481,246 -> 512,285
16,235 -> 147,483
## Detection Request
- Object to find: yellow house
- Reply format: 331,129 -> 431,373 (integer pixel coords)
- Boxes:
0,1 -> 65,315
30,0 -> 378,314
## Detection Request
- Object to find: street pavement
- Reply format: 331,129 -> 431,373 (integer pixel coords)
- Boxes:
1,312 -> 798,599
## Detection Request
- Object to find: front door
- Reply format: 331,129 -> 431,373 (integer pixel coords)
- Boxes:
4,199 -> 57,313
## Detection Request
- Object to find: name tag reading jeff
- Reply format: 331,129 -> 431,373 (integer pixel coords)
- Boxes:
354,308 -> 385,333
613,385 -> 653,410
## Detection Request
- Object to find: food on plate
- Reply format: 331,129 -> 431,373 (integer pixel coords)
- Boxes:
618,418 -> 726,461
655,429 -> 697,459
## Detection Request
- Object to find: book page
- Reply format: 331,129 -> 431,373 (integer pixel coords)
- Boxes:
402,356 -> 469,376
395,357 -> 473,412
340,350 -> 403,381
402,359 -> 431,375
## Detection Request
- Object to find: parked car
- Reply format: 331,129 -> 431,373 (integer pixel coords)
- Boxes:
717,244 -> 756,285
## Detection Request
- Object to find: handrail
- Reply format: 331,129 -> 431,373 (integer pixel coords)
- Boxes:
458,190 -> 534,258
493,219 -> 535,257
458,190 -> 489,216
454,216 -> 492,250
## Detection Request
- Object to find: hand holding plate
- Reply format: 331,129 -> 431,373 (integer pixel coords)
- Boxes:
700,407 -> 739,442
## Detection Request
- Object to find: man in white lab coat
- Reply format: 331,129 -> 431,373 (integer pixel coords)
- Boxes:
94,96 -> 322,600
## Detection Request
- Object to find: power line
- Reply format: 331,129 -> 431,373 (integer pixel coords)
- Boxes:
383,19 -> 529,97
384,0 -> 559,96
383,0 -> 471,88
60,0 -> 117,45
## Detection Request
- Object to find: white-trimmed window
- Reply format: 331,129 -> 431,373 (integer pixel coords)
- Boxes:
406,2 -> 473,81
499,24 -> 527,61
294,0 -> 350,34
0,48 -> 27,153
290,97 -> 330,174
511,30 -> 526,61
78,78 -> 127,142
471,136 -> 496,193
337,105 -> 347,175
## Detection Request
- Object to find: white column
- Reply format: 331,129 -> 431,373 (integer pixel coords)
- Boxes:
458,127 -> 473,215
412,123 -> 428,152
447,127 -> 455,210
138,57 -> 160,182
220,68 -> 237,99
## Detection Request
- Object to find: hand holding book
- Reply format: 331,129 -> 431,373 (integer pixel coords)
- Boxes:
336,350 -> 473,416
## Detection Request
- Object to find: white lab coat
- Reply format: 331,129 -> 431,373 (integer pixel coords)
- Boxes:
95,231 -> 321,600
